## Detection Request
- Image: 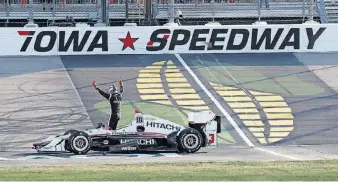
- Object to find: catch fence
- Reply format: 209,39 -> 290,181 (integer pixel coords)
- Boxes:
0,0 -> 320,26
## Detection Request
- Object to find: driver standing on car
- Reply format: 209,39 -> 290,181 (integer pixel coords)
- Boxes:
92,80 -> 123,130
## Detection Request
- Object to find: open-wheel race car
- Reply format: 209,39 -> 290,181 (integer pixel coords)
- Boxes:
33,110 -> 221,154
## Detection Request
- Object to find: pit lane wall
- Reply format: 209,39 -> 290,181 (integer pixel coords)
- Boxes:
0,24 -> 337,56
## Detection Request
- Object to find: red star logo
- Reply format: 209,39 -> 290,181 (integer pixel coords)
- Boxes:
119,31 -> 138,51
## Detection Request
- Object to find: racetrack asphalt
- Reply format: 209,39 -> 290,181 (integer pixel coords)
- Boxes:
0,53 -> 337,165
0,56 -> 92,152
180,53 -> 338,146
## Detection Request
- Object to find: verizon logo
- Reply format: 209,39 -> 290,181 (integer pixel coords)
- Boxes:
121,146 -> 137,151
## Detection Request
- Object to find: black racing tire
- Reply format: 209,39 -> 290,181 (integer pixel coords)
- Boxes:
176,128 -> 203,153
64,129 -> 78,152
68,131 -> 92,155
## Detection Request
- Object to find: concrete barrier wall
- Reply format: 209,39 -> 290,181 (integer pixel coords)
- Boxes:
0,24 -> 337,56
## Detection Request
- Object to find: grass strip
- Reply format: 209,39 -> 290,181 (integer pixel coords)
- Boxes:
0,160 -> 337,181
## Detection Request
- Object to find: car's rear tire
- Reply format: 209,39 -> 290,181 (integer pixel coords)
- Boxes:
176,128 -> 203,153
68,131 -> 92,155
64,129 -> 78,152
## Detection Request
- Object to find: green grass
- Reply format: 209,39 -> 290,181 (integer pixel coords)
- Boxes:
195,64 -> 325,96
93,100 -> 235,144
276,75 -> 325,96
197,65 -> 288,95
0,160 -> 337,181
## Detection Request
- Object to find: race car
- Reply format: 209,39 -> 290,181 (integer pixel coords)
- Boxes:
33,109 -> 221,155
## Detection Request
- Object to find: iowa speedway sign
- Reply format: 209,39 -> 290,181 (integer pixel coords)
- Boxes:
0,24 -> 336,55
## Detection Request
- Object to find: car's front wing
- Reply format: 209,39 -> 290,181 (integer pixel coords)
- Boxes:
33,135 -> 69,153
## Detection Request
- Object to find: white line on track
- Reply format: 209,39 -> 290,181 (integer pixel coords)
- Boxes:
196,55 -> 266,134
195,56 -> 224,88
59,57 -> 93,125
255,147 -> 299,160
175,53 -> 254,147
211,56 -> 262,107
175,53 -> 299,160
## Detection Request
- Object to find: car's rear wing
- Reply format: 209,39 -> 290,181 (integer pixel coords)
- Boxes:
188,111 -> 221,148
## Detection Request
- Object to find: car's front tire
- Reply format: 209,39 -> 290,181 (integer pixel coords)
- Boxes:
64,129 -> 78,152
177,128 -> 203,153
68,131 -> 92,155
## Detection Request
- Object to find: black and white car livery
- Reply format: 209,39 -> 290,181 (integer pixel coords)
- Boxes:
33,110 -> 221,154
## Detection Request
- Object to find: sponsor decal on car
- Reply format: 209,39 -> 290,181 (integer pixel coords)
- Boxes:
110,131 -> 142,135
121,146 -> 137,151
120,139 -> 155,145
145,117 -> 156,121
146,121 -> 181,131
136,116 -> 144,124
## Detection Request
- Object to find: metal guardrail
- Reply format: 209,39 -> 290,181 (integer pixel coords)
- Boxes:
0,0 -> 319,25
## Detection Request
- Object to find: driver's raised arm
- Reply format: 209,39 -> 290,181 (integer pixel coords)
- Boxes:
97,87 -> 110,100
119,80 -> 124,97
92,81 -> 109,100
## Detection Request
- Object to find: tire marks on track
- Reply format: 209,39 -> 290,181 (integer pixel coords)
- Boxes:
0,59 -> 92,151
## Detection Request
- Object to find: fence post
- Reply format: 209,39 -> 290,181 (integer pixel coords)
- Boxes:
168,0 -> 174,23
145,0 -> 152,23
310,0 -> 314,21
212,0 -> 215,22
102,0 -> 107,24
5,0 -> 9,26
52,0 -> 56,24
302,0 -> 305,21
257,0 -> 261,21
28,0 -> 33,23
125,0 -> 129,21
98,0 -> 108,24
97,0 -> 103,23
105,0 -> 109,25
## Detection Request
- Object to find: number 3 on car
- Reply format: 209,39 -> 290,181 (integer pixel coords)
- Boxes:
209,133 -> 215,144
207,133 -> 217,148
